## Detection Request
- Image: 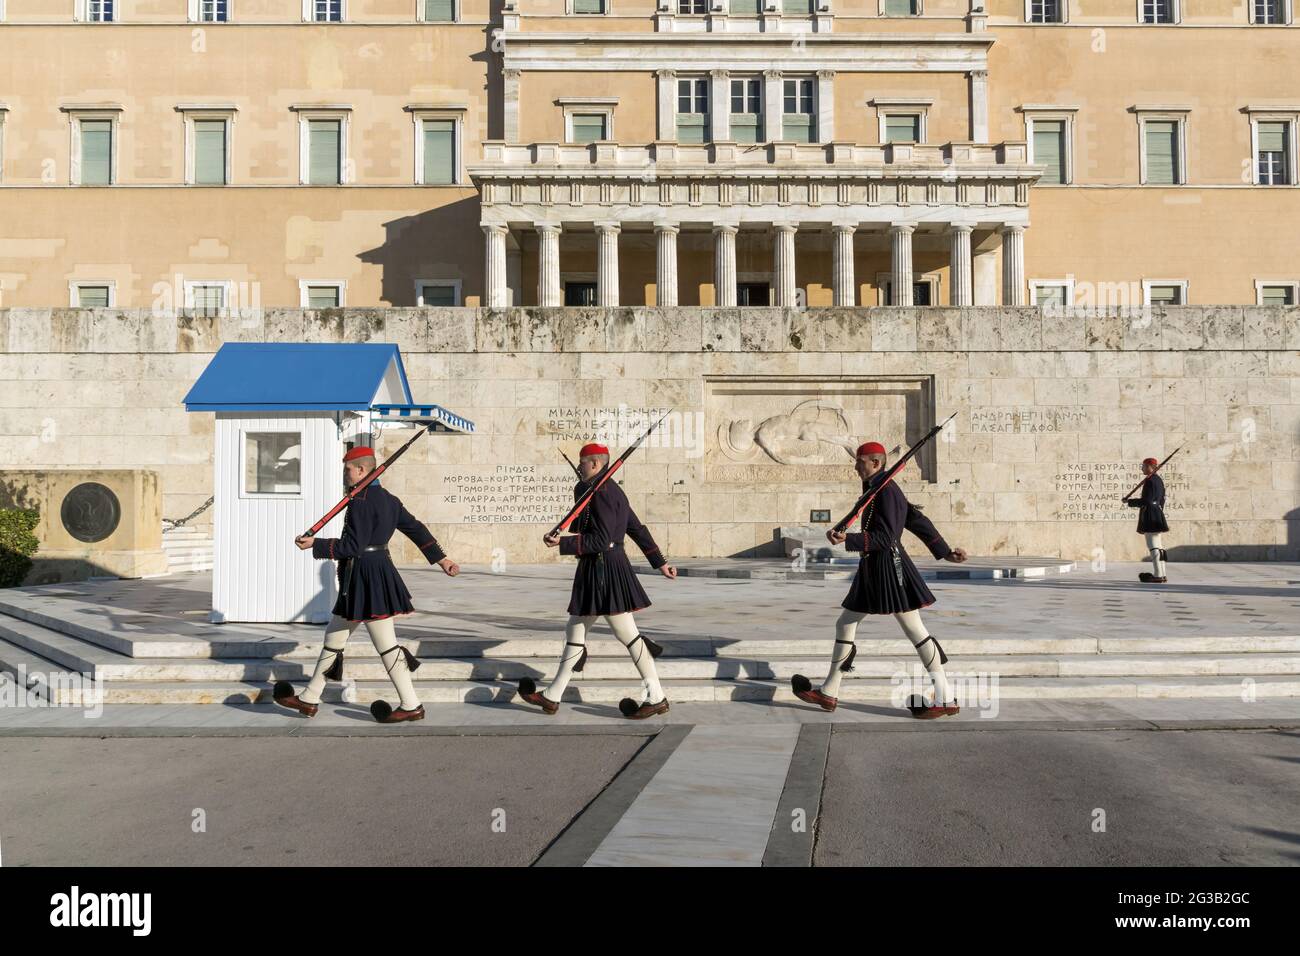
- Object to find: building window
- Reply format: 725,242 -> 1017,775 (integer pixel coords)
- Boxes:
420,118 -> 456,184
1251,0 -> 1287,22
569,113 -> 607,144
883,113 -> 921,144
416,281 -> 461,306
78,119 -> 114,185
679,0 -> 707,11
782,78 -> 816,143
295,111 -> 349,184
730,78 -> 763,144
731,0 -> 760,12
186,281 -> 230,315
1139,116 -> 1185,185
1030,280 -> 1074,311
301,282 -> 344,308
82,0 -> 115,21
677,78 -> 710,144
882,0 -> 918,14
1255,119 -> 1293,185
877,274 -> 938,306
1028,0 -> 1064,21
1142,280 -> 1186,305
737,283 -> 770,306
783,0 -> 815,12
1255,281 -> 1297,305
192,0 -> 229,21
191,118 -> 229,185
70,282 -> 115,307
422,0 -> 456,19
1030,118 -> 1068,184
244,432 -> 302,496
572,0 -> 605,12
564,281 -> 597,306
1139,0 -> 1176,23
307,0 -> 343,21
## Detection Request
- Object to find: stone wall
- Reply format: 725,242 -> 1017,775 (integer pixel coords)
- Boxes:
1,306 -> 1297,564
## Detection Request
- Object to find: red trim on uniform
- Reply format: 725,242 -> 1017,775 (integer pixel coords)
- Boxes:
576,537 -> 584,556
328,541 -> 334,560
345,611 -> 415,623
418,539 -> 438,550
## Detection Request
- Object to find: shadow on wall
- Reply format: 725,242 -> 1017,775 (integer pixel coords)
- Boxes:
358,198 -> 482,307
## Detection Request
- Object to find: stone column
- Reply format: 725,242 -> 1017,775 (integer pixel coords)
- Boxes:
949,224 -> 973,307
482,224 -> 508,308
973,243 -> 999,306
596,221 -> 621,307
655,223 -> 680,307
773,224 -> 797,307
713,224 -> 738,307
536,223 -> 561,307
1001,224 -> 1026,306
889,223 -> 915,307
831,224 -> 856,307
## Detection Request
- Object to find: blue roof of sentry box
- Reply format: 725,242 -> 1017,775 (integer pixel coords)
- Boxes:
183,343 -> 414,412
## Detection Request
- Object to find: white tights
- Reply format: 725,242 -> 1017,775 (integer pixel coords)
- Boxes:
544,613 -> 665,705
821,608 -> 953,705
300,615 -> 420,710
1144,533 -> 1167,577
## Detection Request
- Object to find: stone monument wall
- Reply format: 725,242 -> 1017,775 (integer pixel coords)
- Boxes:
1,306 -> 1297,564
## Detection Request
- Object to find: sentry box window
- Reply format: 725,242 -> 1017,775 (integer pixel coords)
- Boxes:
244,432 -> 302,495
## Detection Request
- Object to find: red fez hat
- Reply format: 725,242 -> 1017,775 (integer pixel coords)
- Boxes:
343,446 -> 375,463
1142,457 -> 1158,468
856,441 -> 887,457
579,443 -> 610,458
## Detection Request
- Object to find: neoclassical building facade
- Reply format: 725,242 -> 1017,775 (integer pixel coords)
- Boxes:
0,0 -> 1297,309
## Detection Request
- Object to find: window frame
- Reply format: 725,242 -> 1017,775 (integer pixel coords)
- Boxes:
781,76 -> 817,144
410,109 -> 464,185
1249,112 -> 1298,186
179,108 -> 235,186
1136,110 -> 1188,186
879,109 -> 926,145
188,0 -> 231,21
875,272 -> 941,307
1136,0 -> 1179,23
1254,280 -> 1299,305
676,76 -> 711,145
729,76 -> 764,144
66,109 -> 122,186
878,0 -> 921,14
299,280 -> 347,309
184,279 -> 234,315
1248,0 -> 1292,23
1029,278 -> 1075,311
303,0 -> 346,21
239,428 -> 305,501
567,0 -> 609,13
78,0 -> 117,22
415,279 -> 463,307
1141,278 -> 1188,306
559,100 -> 617,145
69,281 -> 117,308
1024,0 -> 1067,21
295,108 -> 351,186
418,0 -> 459,21
1023,109 -> 1075,186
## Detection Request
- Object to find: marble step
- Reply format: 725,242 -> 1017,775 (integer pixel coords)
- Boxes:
1,597 -> 1298,661
17,647 -> 1300,683
38,674 -> 1300,706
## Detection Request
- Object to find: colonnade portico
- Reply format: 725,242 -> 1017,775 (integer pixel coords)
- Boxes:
470,141 -> 1043,307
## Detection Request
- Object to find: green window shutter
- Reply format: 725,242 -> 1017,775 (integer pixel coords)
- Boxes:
192,285 -> 225,313
1148,284 -> 1181,305
424,0 -> 455,20
571,114 -> 606,144
423,119 -> 455,184
1034,285 -> 1066,309
883,0 -> 915,14
194,120 -> 226,185
1033,120 -> 1064,184
1261,286 -> 1293,306
782,0 -> 814,12
676,113 -> 707,144
1145,121 -> 1178,184
309,120 -> 341,185
782,113 -> 815,143
574,0 -> 604,11
1258,121 -> 1286,154
81,120 -> 112,185
421,284 -> 457,306
307,285 -> 340,309
731,113 -> 761,144
730,0 -> 760,11
77,286 -> 110,308
885,114 -> 920,143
